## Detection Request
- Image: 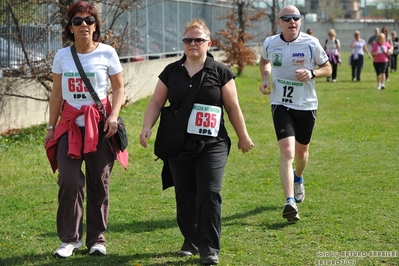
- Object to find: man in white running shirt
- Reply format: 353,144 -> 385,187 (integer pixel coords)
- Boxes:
258,5 -> 331,222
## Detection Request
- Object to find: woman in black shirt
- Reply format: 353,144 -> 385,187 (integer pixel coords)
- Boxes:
140,18 -> 254,265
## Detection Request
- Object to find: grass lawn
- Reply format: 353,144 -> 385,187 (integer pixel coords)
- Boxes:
0,52 -> 398,266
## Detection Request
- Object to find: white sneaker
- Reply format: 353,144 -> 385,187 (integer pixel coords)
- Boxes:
282,199 -> 300,222
89,244 -> 106,255
377,84 -> 381,90
332,79 -> 336,82
53,240 -> 82,258
294,181 -> 305,203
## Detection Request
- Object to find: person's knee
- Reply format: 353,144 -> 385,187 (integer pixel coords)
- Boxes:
296,150 -> 309,161
280,146 -> 295,161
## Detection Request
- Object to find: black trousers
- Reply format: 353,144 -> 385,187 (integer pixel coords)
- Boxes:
351,54 -> 364,81
330,61 -> 338,80
168,139 -> 229,257
327,55 -> 339,80
391,53 -> 398,71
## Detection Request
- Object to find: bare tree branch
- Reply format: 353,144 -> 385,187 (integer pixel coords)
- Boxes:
214,2 -> 265,76
4,92 -> 48,102
5,0 -> 36,76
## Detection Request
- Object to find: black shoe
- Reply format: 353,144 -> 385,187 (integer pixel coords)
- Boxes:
202,254 -> 219,265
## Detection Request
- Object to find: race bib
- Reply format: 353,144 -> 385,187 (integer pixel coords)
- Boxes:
275,78 -> 304,105
62,72 -> 95,101
187,103 -> 222,137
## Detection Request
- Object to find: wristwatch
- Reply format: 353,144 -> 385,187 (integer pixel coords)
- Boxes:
310,70 -> 316,79
46,125 -> 55,131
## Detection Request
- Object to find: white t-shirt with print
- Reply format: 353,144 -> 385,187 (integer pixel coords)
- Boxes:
52,43 -> 123,126
260,32 -> 329,110
325,38 -> 340,54
351,39 -> 366,56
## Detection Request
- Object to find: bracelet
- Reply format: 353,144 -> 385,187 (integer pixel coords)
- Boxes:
46,125 -> 55,131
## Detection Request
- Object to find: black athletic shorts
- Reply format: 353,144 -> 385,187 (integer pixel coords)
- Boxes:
373,62 -> 388,75
271,104 -> 317,145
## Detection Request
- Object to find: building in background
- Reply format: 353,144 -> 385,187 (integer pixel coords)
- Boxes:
305,0 -> 362,19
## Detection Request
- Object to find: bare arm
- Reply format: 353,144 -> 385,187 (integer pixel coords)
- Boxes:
350,39 -> 356,49
388,44 -> 394,55
139,79 -> 168,148
258,57 -> 272,95
295,61 -> 332,82
314,61 -> 332,78
363,43 -> 371,58
105,72 -> 125,138
222,79 -> 254,153
43,73 -> 63,148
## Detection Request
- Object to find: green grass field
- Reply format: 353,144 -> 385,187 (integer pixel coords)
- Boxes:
1,52 -> 398,266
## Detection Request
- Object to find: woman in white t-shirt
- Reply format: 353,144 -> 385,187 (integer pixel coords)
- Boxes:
43,1 -> 127,258
350,30 -> 371,82
323,29 -> 341,82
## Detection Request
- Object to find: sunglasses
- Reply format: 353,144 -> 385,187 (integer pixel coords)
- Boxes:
279,15 -> 301,22
182,38 -> 208,45
71,16 -> 96,26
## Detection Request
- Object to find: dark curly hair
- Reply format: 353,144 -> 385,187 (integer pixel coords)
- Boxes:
64,1 -> 101,42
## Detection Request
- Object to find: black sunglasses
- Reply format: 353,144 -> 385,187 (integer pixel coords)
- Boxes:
279,15 -> 301,22
182,38 -> 208,45
71,16 -> 96,26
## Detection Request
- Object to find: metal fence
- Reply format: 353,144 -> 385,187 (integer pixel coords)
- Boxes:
0,1 -> 62,75
101,0 -> 268,61
0,0 -> 268,75
2,0 -> 399,77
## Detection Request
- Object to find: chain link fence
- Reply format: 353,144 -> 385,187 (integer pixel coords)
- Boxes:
0,0 -> 267,76
0,1 -> 61,76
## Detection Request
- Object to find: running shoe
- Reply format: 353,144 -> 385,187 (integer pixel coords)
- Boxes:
282,199 -> 300,222
294,181 -> 305,203
89,244 -> 106,256
53,240 -> 82,258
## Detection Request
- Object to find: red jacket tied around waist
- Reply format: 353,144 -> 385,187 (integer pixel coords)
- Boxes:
46,98 -> 128,172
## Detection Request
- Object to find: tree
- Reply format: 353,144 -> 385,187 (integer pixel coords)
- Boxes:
377,0 -> 399,19
0,0 -> 143,122
213,1 -> 265,76
261,0 -> 297,35
317,0 -> 344,21
264,0 -> 280,35
1,0 -> 55,107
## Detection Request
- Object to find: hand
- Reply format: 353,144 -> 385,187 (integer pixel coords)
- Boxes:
139,127 -> 152,148
295,69 -> 312,82
104,116 -> 118,138
258,82 -> 271,95
238,137 -> 254,153
43,130 -> 54,149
